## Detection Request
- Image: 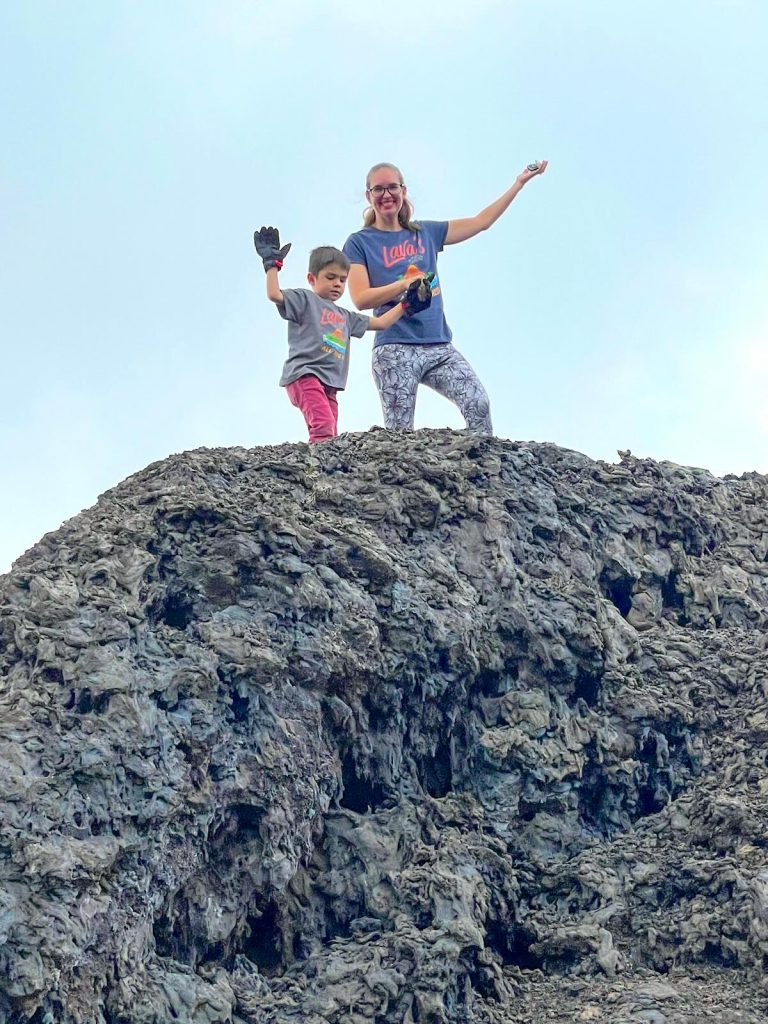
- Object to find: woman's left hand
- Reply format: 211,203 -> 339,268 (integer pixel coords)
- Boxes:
517,159 -> 548,184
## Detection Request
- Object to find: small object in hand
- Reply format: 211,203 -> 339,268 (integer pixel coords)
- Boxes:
526,161 -> 540,172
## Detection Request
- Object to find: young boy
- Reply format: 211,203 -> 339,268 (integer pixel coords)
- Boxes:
254,226 -> 431,444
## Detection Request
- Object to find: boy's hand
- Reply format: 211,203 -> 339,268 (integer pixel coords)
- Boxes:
401,275 -> 433,318
254,226 -> 292,271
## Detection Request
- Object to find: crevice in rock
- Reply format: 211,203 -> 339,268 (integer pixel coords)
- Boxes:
153,803 -> 268,969
485,920 -> 544,970
237,562 -> 260,587
415,909 -> 434,930
165,506 -> 227,533
517,798 -> 539,822
40,666 -> 65,685
30,1006 -> 57,1024
572,668 -> 602,706
476,669 -> 503,697
241,899 -> 283,975
75,687 -> 111,715
102,999 -> 128,1024
575,724 -> 697,833
340,752 -> 386,813
633,726 -> 695,815
635,768 -> 671,816
150,588 -> 196,630
578,763 -> 629,835
230,686 -> 250,723
598,568 -> 633,618
362,693 -> 392,732
701,940 -> 737,967
661,569 -> 688,623
325,906 -> 354,942
465,956 -> 501,1000
232,803 -> 264,835
153,900 -> 191,963
151,688 -> 180,712
421,737 -> 453,798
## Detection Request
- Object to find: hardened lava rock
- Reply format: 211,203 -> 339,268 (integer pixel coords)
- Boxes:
1,429 -> 768,1023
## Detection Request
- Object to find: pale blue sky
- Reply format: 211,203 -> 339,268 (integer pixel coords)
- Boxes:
2,1 -> 767,572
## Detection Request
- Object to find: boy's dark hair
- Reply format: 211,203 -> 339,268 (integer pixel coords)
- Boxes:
309,246 -> 349,276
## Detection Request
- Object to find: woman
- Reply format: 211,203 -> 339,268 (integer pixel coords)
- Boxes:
343,160 -> 547,435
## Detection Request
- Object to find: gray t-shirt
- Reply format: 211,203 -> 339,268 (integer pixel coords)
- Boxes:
277,288 -> 370,390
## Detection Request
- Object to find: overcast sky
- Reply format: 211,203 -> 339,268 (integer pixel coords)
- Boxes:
2,0 -> 767,573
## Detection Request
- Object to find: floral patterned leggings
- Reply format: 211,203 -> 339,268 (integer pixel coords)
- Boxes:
371,342 -> 493,435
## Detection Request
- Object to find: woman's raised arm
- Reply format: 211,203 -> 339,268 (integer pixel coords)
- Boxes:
445,160 -> 548,245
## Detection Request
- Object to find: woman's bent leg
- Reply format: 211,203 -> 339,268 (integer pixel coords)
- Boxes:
285,375 -> 337,443
421,345 -> 493,435
371,344 -> 423,429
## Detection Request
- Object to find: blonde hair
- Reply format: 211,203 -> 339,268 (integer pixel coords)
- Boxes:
363,162 -> 420,231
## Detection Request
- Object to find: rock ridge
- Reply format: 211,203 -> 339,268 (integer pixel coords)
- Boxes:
1,428 -> 767,1023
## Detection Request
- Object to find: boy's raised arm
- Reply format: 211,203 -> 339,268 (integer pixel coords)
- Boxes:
265,267 -> 283,304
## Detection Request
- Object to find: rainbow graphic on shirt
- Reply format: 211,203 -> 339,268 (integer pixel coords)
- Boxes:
323,327 -> 347,356
399,264 -> 441,297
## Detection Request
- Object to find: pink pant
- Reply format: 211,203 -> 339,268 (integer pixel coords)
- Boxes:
286,375 -> 339,443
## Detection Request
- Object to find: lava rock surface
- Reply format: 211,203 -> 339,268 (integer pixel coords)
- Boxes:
1,428 -> 768,1024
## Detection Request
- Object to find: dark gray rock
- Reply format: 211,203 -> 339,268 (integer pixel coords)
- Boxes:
1,428 -> 768,1024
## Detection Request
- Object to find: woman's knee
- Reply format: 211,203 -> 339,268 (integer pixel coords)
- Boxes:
464,387 -> 493,434
372,348 -> 420,429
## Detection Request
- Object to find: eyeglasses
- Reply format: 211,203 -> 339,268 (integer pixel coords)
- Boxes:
367,183 -> 403,197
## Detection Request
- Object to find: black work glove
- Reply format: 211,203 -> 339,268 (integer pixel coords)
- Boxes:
254,225 -> 292,271
401,274 -> 433,318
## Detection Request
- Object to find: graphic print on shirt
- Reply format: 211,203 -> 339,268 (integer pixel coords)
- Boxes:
380,239 -> 441,296
322,327 -> 347,358
381,237 -> 426,268
319,306 -> 348,360
400,262 -> 441,297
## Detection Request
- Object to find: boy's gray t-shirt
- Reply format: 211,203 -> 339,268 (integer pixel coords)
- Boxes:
277,288 -> 370,390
